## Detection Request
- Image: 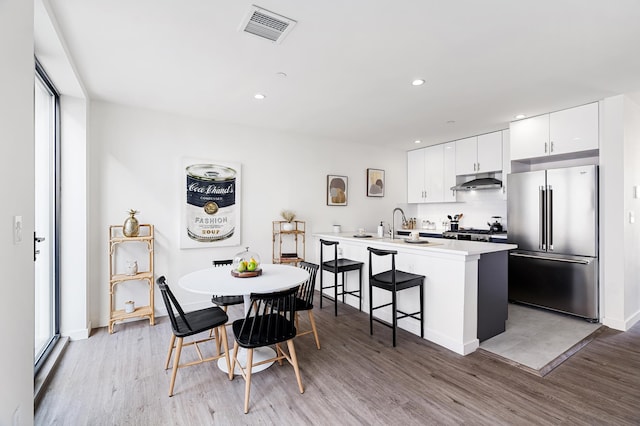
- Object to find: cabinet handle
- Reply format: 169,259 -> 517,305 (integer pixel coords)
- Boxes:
477,162 -> 480,171
545,142 -> 548,153
550,141 -> 554,152
473,163 -> 476,171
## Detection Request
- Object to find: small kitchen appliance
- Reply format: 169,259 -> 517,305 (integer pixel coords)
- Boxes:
488,217 -> 503,233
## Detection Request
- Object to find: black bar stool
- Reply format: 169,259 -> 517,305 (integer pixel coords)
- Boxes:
367,247 -> 424,347
319,239 -> 364,316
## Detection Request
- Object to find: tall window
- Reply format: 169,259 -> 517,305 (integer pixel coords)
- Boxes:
34,60 -> 60,373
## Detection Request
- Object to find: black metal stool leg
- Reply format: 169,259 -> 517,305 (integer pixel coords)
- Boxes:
319,269 -> 324,309
392,288 -> 397,347
369,283 -> 374,336
358,266 -> 362,311
334,270 -> 338,316
420,282 -> 424,338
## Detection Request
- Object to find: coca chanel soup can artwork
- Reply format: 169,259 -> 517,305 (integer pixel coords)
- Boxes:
181,159 -> 241,248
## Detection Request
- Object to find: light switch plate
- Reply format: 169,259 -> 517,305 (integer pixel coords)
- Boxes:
13,216 -> 22,244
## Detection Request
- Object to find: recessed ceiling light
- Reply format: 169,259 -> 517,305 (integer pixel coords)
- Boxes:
412,79 -> 425,86
254,93 -> 266,100
446,120 -> 456,124
414,140 -> 422,144
515,114 -> 526,119
276,72 -> 287,78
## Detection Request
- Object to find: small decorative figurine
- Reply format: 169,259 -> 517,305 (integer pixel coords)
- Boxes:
123,209 -> 140,237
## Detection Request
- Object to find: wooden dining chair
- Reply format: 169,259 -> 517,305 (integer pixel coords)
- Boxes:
156,276 -> 233,397
231,286 -> 304,413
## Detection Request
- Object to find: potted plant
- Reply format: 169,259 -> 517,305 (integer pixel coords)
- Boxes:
280,210 -> 296,231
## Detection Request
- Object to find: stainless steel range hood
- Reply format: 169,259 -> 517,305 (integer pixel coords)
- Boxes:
451,177 -> 502,191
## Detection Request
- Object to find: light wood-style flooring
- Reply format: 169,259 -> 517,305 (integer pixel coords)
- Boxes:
36,296 -> 640,425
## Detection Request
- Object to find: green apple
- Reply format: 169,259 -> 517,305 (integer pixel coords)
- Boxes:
247,261 -> 257,272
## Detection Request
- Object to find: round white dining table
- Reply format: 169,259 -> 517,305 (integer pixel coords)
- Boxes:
178,263 -> 310,374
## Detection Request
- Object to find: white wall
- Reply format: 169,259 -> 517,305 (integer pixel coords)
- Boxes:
622,95 -> 640,326
0,0 -> 35,424
59,95 -> 90,339
412,190 -> 507,232
88,101 -> 406,325
600,94 -> 640,330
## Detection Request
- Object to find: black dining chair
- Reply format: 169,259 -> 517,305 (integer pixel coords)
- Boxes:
211,259 -> 244,311
295,261 -> 321,349
209,259 -> 244,346
156,276 -> 233,397
367,247 -> 425,347
319,239 -> 364,316
231,286 -> 304,414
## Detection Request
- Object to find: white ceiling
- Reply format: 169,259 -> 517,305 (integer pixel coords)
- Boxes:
40,0 -> 640,150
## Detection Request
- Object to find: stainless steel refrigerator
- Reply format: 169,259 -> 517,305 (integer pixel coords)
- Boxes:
507,165 -> 598,321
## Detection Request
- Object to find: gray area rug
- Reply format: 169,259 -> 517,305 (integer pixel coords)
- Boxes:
479,303 -> 603,376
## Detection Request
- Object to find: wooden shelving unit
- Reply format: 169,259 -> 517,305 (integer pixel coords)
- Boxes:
108,224 -> 155,334
272,220 -> 305,265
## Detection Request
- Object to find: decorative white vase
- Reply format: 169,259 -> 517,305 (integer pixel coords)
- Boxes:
282,222 -> 294,231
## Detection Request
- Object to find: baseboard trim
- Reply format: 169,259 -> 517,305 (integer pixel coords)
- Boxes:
34,336 -> 69,407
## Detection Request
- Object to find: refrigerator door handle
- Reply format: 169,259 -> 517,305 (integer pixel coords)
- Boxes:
539,186 -> 546,250
548,186 -> 553,251
509,252 -> 592,265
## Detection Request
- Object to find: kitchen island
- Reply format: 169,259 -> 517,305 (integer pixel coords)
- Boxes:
312,233 -> 517,355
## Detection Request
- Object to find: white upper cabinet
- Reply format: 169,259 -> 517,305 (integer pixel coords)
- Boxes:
455,131 -> 502,175
455,137 -> 477,175
549,102 -> 599,155
477,131 -> 503,173
407,148 -> 426,203
510,114 -> 549,160
424,144 -> 444,202
443,142 -> 456,202
510,102 -> 598,161
407,144 -> 451,203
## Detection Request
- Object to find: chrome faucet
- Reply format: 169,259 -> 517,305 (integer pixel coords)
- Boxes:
391,207 -> 407,240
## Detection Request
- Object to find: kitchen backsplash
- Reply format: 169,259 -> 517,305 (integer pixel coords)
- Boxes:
411,189 -> 507,232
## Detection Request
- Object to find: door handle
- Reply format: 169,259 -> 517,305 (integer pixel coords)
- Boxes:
548,186 -> 553,251
34,232 -> 45,261
510,252 -> 591,265
539,186 -> 546,250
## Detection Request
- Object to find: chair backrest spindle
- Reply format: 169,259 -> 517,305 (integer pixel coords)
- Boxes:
157,276 -> 193,331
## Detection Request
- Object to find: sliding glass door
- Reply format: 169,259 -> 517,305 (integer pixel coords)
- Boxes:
34,61 -> 60,372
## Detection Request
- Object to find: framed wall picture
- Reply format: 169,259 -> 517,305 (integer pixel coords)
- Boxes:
327,175 -> 348,206
367,168 -> 385,197
180,158 -> 242,249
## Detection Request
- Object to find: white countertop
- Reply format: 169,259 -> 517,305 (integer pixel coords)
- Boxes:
313,232 -> 516,256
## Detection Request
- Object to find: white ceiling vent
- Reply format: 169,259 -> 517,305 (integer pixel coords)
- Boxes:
239,5 -> 297,44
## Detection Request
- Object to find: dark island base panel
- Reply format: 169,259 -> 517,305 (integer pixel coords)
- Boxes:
477,251 -> 508,341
